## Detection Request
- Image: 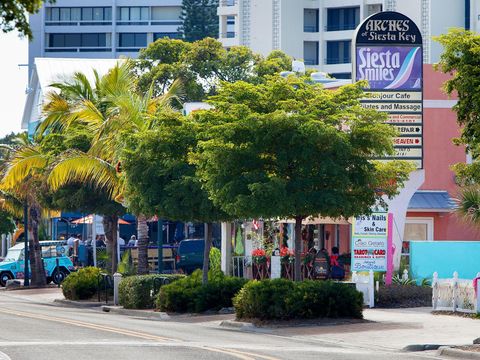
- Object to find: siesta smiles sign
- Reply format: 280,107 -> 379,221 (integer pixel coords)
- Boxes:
356,46 -> 422,90
353,11 -> 423,168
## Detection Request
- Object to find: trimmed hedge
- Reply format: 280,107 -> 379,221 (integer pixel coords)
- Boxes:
234,279 -> 363,320
157,270 -> 248,313
375,284 -> 432,308
119,274 -> 185,309
62,267 -> 101,300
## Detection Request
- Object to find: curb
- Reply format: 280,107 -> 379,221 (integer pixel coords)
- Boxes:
437,347 -> 480,359
219,320 -> 268,332
101,306 -> 170,320
53,298 -> 103,308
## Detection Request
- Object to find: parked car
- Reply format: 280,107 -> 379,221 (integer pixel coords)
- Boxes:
0,240 -> 75,287
176,239 -> 205,274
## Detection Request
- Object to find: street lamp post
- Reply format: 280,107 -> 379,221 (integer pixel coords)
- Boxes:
157,219 -> 163,274
23,203 -> 30,287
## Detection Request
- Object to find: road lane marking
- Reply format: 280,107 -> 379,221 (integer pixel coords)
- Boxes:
0,308 -> 175,342
0,351 -> 11,360
0,308 -> 281,360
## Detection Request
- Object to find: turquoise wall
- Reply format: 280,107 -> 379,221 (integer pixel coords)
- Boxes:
410,241 -> 480,281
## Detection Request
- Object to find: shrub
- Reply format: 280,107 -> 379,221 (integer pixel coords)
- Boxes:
234,279 -> 363,320
375,284 -> 432,308
119,274 -> 185,309
157,270 -> 248,313
62,267 -> 101,300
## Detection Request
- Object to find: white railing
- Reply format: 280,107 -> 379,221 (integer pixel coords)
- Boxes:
432,271 -> 480,314
352,270 -> 374,308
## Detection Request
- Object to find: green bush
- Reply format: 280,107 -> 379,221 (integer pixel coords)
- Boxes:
234,279 -> 363,320
62,267 -> 101,300
119,274 -> 185,309
375,284 -> 432,308
157,270 -> 248,313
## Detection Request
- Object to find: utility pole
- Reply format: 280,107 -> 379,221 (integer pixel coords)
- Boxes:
23,203 -> 30,287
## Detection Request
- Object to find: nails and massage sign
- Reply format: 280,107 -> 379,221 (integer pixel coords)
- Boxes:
351,212 -> 393,275
353,12 -> 423,169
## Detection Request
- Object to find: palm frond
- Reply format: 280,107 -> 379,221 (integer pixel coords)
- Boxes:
1,146 -> 48,190
456,186 -> 480,226
48,151 -> 119,199
0,190 -> 23,218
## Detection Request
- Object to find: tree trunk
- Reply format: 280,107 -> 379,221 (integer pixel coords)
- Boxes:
294,215 -> 304,282
137,214 -> 149,275
102,215 -> 118,274
202,222 -> 213,285
29,206 -> 46,287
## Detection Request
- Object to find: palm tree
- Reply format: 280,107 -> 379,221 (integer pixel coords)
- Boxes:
456,186 -> 480,225
0,140 -> 49,286
41,61 -> 182,274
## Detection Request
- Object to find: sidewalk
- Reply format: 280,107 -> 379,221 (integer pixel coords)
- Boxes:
270,307 -> 480,351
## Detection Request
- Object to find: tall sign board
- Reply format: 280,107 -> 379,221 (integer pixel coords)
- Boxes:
353,12 -> 423,168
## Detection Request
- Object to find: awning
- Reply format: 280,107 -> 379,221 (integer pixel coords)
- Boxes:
71,215 -> 130,225
408,191 -> 456,212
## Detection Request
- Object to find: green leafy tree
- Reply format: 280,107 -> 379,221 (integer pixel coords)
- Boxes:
435,29 -> 480,225
1,0 -> 54,37
179,0 -> 219,42
121,112 -> 229,284
194,77 -> 414,281
136,38 -> 291,101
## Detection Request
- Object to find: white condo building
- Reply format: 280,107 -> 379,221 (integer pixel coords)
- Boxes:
218,0 -> 475,78
28,0 -> 183,71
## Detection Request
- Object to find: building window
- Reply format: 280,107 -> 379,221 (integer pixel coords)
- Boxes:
329,72 -> 351,79
151,6 -> 182,25
45,7 -> 111,25
117,7 -> 149,24
304,41 -> 319,65
154,33 -> 181,41
326,7 -> 360,31
304,9 -> 319,32
326,40 -> 351,64
118,33 -> 147,50
402,217 -> 434,266
46,33 -> 111,51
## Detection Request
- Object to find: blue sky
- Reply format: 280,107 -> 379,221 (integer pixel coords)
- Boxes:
0,32 -> 28,137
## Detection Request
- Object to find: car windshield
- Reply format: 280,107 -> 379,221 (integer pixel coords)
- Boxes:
4,249 -> 24,262
179,241 -> 204,253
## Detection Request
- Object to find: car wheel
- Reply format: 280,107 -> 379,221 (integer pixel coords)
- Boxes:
0,272 -> 13,287
52,269 -> 68,285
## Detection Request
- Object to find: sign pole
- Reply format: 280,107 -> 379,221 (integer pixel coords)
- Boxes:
385,213 -> 394,285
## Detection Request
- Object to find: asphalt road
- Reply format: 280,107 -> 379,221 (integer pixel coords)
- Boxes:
0,289 -> 442,360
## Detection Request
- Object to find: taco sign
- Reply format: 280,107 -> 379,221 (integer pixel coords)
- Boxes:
353,12 -> 423,168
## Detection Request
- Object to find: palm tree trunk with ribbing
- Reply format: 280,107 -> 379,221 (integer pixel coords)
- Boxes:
102,215 -> 119,274
294,215 -> 304,282
202,222 -> 213,285
137,214 -> 149,275
29,205 -> 46,286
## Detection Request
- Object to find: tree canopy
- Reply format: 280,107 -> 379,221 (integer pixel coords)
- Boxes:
135,38 -> 292,101
1,0 -> 54,38
193,76 -> 414,280
435,29 -> 480,225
